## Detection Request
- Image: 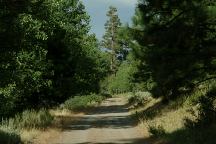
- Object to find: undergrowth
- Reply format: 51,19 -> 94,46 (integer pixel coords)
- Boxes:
0,126 -> 21,144
132,82 -> 216,144
128,91 -> 152,108
0,93 -> 107,143
0,109 -> 53,143
64,94 -> 106,111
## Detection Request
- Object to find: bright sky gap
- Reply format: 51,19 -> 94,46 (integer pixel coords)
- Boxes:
81,0 -> 137,40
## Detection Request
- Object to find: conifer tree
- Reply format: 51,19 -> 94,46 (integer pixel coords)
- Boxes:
132,0 -> 216,100
102,6 -> 121,74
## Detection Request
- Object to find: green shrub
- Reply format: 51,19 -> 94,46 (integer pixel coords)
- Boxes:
64,94 -> 105,111
128,92 -> 152,107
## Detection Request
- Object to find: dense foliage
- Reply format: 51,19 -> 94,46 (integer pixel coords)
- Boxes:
0,0 -> 107,117
132,0 -> 216,100
1,0 -> 216,143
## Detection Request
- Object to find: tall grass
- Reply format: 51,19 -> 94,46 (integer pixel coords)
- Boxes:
0,125 -> 21,144
0,109 -> 53,143
15,109 -> 53,130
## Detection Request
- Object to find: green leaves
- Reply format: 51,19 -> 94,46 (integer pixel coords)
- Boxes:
0,0 -> 107,117
132,0 -> 216,99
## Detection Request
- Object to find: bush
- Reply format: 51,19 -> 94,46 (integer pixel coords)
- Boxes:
184,85 -> 216,128
64,94 -> 105,111
128,92 -> 152,107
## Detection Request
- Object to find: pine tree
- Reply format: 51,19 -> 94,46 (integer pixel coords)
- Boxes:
132,0 -> 216,100
102,6 -> 121,74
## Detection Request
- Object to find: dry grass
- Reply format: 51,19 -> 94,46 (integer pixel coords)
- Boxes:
132,97 -> 195,137
20,129 -> 41,143
21,95 -> 104,143
20,108 -> 83,144
129,90 -> 216,144
142,108 -> 191,133
132,98 -> 163,137
29,128 -> 61,144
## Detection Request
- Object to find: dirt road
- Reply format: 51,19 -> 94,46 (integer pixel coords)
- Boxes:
51,97 -> 148,144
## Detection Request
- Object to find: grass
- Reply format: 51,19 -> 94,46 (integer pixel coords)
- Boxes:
148,125 -> 166,138
1,109 -> 54,130
16,109 -> 53,130
129,89 -> 216,144
0,94 -> 107,143
0,125 -> 21,144
162,124 -> 216,144
0,109 -> 54,143
148,124 -> 216,144
30,109 -> 83,144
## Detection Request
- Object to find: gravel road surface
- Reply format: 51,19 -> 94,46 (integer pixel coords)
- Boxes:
52,97 -> 148,144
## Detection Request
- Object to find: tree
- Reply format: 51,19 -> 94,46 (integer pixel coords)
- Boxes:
117,25 -> 131,61
0,0 -> 54,115
132,0 -> 216,100
102,6 -> 121,74
0,0 -> 109,117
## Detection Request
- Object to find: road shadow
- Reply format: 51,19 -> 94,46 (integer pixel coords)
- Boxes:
63,115 -> 136,130
54,137 -> 161,144
62,103 -> 137,130
86,104 -> 129,115
52,98 -> 164,144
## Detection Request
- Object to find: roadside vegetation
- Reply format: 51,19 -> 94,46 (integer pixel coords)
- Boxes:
0,0 -> 109,143
0,94 -> 105,143
0,109 -> 53,143
63,94 -> 106,111
0,0 -> 216,143
128,84 -> 216,144
125,0 -> 216,143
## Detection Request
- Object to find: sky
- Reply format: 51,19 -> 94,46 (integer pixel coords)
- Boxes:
81,0 -> 137,40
